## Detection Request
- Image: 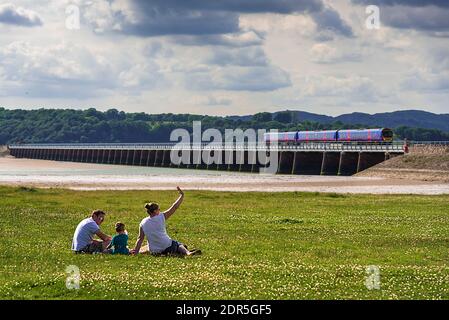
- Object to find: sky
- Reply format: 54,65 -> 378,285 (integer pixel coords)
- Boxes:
0,0 -> 448,116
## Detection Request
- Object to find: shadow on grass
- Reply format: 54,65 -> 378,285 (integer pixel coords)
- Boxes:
274,218 -> 304,224
17,186 -> 38,193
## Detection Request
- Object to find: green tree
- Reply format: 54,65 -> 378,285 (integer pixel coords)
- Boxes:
274,111 -> 293,124
253,112 -> 272,122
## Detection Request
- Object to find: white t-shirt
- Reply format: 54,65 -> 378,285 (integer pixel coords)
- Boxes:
72,217 -> 100,251
140,214 -> 172,253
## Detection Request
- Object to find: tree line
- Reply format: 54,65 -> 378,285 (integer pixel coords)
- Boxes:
1,108 -> 448,144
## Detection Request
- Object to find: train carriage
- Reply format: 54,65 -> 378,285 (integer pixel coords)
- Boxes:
264,131 -> 297,144
296,130 -> 337,142
337,128 -> 393,142
264,128 -> 393,145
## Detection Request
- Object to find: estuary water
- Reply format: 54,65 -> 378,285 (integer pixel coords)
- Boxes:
1,156 -> 449,194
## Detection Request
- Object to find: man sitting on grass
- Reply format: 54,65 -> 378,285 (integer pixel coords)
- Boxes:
72,210 -> 112,254
131,186 -> 201,257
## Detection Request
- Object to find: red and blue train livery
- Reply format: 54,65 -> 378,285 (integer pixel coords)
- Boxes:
264,128 -> 393,144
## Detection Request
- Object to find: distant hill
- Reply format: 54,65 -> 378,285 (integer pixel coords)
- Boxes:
259,110 -> 449,132
290,111 -> 334,124
334,110 -> 449,132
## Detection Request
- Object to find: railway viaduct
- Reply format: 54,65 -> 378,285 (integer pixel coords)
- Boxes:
7,143 -> 404,176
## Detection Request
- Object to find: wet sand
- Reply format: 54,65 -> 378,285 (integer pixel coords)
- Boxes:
1,157 -> 449,194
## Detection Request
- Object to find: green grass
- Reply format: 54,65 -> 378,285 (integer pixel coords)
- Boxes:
0,186 -> 448,300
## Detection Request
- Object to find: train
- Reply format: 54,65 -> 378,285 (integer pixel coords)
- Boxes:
264,128 -> 393,144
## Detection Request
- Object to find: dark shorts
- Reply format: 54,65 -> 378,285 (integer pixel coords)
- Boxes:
76,241 -> 103,254
161,240 -> 184,255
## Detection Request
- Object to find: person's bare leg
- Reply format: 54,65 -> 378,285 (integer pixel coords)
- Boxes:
177,245 -> 201,256
139,244 -> 150,254
178,244 -> 191,256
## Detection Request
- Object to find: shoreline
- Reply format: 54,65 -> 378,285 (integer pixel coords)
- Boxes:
1,157 -> 449,194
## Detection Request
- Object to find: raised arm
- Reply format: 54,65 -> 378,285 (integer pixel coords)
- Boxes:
163,186 -> 184,220
131,227 -> 145,255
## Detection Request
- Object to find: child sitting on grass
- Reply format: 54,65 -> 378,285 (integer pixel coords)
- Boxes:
107,222 -> 130,255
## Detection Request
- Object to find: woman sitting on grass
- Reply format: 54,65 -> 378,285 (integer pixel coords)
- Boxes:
131,186 -> 200,257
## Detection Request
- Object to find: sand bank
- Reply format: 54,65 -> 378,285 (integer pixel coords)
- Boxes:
357,151 -> 449,182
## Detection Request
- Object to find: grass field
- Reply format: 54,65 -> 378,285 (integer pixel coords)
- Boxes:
0,186 -> 448,300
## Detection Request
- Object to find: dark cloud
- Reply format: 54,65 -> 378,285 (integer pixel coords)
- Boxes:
130,0 -> 324,14
352,0 -> 449,7
311,6 -> 354,38
114,0 -> 352,40
353,0 -> 449,32
0,3 -> 42,27
123,5 -> 239,36
122,0 -> 320,37
382,6 -> 449,31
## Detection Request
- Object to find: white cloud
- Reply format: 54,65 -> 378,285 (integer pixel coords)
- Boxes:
0,3 -> 43,27
173,30 -> 265,47
192,95 -> 233,106
186,65 -> 291,92
0,41 -> 103,82
402,69 -> 449,91
207,47 -> 269,66
143,41 -> 174,58
0,40 -> 165,98
118,62 -> 164,89
73,0 -> 136,33
302,75 -> 381,100
0,0 -> 448,115
310,43 -> 362,63
239,13 -> 316,36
